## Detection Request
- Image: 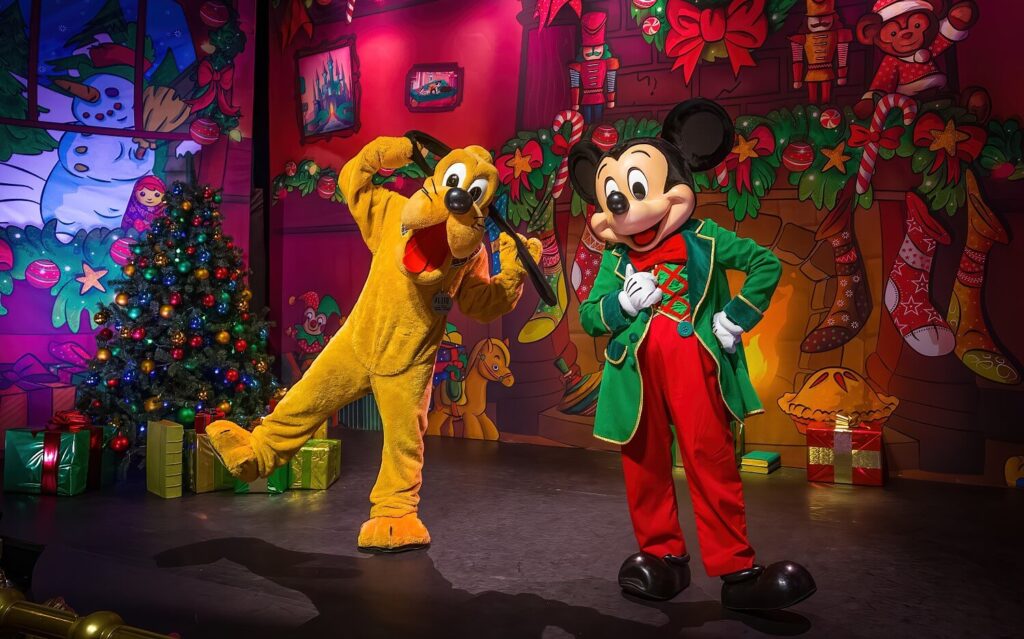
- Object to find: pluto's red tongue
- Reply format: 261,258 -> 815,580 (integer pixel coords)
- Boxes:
632,227 -> 658,247
403,223 -> 450,274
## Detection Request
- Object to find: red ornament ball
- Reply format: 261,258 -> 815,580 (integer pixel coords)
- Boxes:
109,434 -> 130,453
91,399 -> 102,409
225,368 -> 240,383
189,335 -> 203,348
109,237 -> 136,266
235,382 -> 247,393
186,246 -> 196,255
138,257 -> 149,268
192,216 -> 203,227
633,0 -> 657,8
316,175 -> 337,199
226,241 -> 234,250
591,125 -> 619,152
234,339 -> 247,352
171,347 -> 185,360
782,141 -> 815,172
106,378 -> 119,388
202,294 -> 216,307
25,259 -> 61,289
199,1 -> 229,27
98,327 -> 113,341
284,161 -> 297,177
642,16 -> 661,35
190,118 -> 220,145
214,267 -> 229,280
131,327 -> 146,341
241,312 -> 251,321
169,292 -> 182,306
275,188 -> 288,200
0,238 -> 12,271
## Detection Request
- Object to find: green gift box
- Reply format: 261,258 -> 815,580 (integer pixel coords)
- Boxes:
184,430 -> 235,493
289,439 -> 341,490
146,420 -> 183,499
234,464 -> 291,494
3,428 -> 90,496
89,424 -> 119,489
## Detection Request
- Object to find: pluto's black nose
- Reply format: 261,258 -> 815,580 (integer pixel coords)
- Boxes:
445,187 -> 473,213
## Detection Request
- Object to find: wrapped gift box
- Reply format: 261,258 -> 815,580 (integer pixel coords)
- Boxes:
184,430 -> 235,493
806,417 -> 884,486
3,428 -> 91,496
234,464 -> 291,494
146,420 -> 184,499
0,355 -> 76,429
88,424 -> 119,489
193,409 -> 226,435
289,439 -> 341,490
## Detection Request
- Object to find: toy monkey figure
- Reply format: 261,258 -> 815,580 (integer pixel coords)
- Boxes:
789,0 -> 852,104
568,11 -> 619,123
854,0 -> 978,119
207,136 -> 541,552
568,99 -> 815,610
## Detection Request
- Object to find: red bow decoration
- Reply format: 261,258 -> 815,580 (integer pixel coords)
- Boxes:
186,60 -> 241,116
912,113 -> 986,185
550,133 -> 570,156
535,0 -> 583,29
713,125 -> 775,193
47,410 -> 92,432
665,0 -> 768,84
849,124 -> 904,151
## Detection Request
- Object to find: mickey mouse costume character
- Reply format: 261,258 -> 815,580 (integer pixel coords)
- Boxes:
568,99 -> 815,610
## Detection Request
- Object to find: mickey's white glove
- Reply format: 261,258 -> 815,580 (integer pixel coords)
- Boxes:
712,311 -> 744,354
618,264 -> 662,317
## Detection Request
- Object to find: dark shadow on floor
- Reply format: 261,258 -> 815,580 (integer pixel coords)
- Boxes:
154,538 -> 811,638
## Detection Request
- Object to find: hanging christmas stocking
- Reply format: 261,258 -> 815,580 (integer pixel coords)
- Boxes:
570,222 -> 604,302
883,192 -> 955,356
801,201 -> 873,353
517,229 -> 568,343
947,172 -> 1020,384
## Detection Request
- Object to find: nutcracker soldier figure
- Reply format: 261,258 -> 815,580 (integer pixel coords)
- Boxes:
788,0 -> 852,104
569,12 -> 619,123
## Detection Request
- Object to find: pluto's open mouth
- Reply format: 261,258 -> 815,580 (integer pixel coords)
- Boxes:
631,220 -> 663,247
403,222 -> 450,274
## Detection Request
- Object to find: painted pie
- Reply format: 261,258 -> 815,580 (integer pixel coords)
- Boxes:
778,367 -> 898,433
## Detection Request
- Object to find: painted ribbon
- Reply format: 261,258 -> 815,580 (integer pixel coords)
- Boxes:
0,354 -> 58,390
665,0 -> 768,83
713,124 -> 775,193
912,112 -> 986,186
186,60 -> 241,116
551,109 -> 585,199
854,93 -> 918,194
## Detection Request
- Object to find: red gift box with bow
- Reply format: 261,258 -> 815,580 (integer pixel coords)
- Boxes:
0,354 -> 76,430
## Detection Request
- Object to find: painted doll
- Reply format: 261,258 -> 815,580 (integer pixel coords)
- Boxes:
121,175 -> 167,233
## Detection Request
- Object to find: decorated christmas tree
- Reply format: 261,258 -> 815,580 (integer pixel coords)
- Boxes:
78,182 -> 277,447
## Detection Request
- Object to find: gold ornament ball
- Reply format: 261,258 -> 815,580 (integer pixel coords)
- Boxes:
95,347 -> 111,362
216,330 -> 231,344
119,327 -> 131,338
93,311 -> 109,325
198,388 -> 210,400
115,292 -> 130,306
240,289 -> 253,302
217,400 -> 232,415
236,300 -> 249,312
123,264 -> 136,276
140,359 -> 155,373
182,200 -> 192,211
159,304 -> 174,319
170,330 -> 186,346
195,267 -> 210,280
154,254 -> 169,267
255,360 -> 268,373
144,396 -> 162,412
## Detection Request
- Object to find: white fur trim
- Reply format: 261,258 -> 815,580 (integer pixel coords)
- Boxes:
939,18 -> 969,41
897,72 -> 947,95
875,0 -> 932,22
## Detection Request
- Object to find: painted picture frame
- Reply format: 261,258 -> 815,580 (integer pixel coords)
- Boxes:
405,63 -> 464,113
296,35 -> 361,142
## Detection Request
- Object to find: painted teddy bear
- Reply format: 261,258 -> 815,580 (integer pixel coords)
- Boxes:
569,99 -> 816,610
207,136 -> 541,552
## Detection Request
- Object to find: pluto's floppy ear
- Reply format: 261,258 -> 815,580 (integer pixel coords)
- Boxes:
568,140 -> 604,205
661,98 -> 735,173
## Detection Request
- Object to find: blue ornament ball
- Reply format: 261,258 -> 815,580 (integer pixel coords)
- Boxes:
227,280 -> 238,292
138,293 -> 152,305
258,328 -> 269,341
122,369 -> 137,383
163,273 -> 178,286
216,302 -> 229,315
189,316 -> 204,330
85,374 -> 99,386
197,250 -> 211,263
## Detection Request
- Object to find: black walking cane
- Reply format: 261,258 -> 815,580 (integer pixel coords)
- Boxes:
404,130 -> 558,307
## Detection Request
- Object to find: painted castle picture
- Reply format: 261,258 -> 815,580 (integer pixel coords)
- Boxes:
297,37 -> 358,139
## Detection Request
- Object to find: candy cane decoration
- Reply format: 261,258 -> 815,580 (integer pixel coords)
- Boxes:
346,0 -> 356,23
551,109 -> 584,199
855,93 -> 918,194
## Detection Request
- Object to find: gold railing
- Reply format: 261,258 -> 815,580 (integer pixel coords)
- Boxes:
0,588 -> 175,639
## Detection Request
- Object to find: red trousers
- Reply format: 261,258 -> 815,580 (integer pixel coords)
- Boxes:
621,314 -> 756,576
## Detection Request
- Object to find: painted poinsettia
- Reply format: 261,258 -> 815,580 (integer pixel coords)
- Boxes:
913,113 -> 986,185
497,140 -> 544,201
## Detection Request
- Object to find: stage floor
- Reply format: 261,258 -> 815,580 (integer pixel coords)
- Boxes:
2,429 -> 1021,638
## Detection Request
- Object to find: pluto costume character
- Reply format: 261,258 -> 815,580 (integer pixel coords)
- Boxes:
207,136 -> 541,552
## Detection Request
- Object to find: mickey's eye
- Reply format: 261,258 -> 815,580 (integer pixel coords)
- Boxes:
468,177 -> 488,202
604,177 -> 620,198
627,168 -> 648,200
443,163 -> 467,188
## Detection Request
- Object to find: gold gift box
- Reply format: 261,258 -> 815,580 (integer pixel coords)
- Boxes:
289,439 -> 341,490
146,420 -> 183,499
184,430 -> 235,493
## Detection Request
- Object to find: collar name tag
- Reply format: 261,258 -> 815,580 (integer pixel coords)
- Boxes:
432,291 -> 453,314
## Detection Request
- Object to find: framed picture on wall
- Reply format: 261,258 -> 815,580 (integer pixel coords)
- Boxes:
296,35 -> 361,142
406,64 -> 464,112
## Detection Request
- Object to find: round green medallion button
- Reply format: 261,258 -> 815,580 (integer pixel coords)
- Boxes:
629,333 -> 639,343
677,321 -> 694,338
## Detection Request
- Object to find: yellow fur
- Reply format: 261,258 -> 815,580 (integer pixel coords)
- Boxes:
206,136 -> 540,550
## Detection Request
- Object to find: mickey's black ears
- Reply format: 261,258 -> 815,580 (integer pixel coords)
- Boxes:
660,98 -> 735,173
568,140 -> 604,205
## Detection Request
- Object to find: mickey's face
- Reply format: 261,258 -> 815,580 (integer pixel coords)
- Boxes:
590,144 -> 695,252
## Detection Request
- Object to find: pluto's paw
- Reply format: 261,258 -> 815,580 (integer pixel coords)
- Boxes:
357,513 -> 431,553
205,420 -> 260,483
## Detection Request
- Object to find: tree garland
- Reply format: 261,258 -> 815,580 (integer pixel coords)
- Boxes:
189,4 -> 247,142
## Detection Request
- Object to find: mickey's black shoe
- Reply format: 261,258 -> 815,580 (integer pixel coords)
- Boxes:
720,562 -> 816,611
618,552 -> 691,601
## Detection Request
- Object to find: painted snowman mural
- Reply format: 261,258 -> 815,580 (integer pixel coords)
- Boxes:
42,74 -> 155,239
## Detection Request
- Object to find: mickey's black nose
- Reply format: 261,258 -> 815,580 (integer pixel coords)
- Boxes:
445,187 -> 473,214
607,191 -> 629,215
